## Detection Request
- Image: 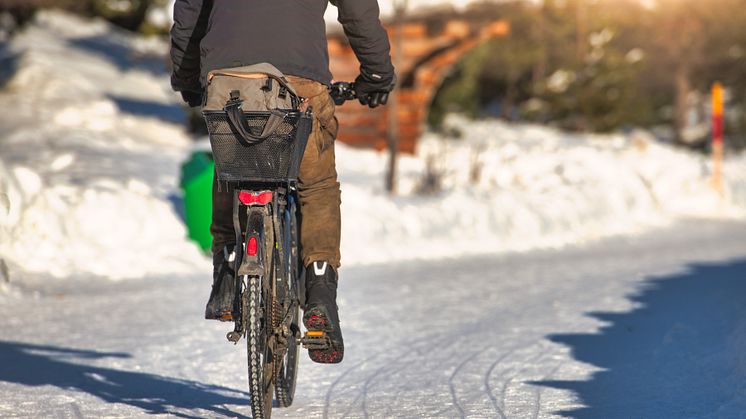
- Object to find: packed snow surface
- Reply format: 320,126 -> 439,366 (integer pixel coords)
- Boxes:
1,219 -> 745,418
1,11 -> 745,280
338,117 -> 746,265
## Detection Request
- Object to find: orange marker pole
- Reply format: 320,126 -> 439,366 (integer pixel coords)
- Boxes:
712,82 -> 724,194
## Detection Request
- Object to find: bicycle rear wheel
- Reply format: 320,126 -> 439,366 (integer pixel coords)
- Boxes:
245,208 -> 276,419
275,194 -> 301,407
246,274 -> 274,419
274,305 -> 299,407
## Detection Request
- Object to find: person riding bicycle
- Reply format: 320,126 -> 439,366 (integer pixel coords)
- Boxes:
170,0 -> 395,364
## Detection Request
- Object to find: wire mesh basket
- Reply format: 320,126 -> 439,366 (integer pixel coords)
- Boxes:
203,110 -> 312,183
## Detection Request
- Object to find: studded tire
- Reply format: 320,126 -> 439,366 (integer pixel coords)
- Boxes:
246,274 -> 274,419
275,197 -> 301,407
274,303 -> 299,407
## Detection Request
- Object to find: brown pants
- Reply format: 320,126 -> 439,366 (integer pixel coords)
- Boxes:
211,76 -> 342,268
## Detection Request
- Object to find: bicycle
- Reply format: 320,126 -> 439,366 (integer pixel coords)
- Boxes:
203,81 -> 357,419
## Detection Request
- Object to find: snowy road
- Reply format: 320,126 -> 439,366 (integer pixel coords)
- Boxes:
2,219 -> 746,418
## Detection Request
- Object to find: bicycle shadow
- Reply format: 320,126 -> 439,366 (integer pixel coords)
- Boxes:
534,259 -> 746,418
0,341 -> 250,418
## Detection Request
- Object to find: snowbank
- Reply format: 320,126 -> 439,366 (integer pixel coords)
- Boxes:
0,11 -> 206,279
337,116 -> 746,266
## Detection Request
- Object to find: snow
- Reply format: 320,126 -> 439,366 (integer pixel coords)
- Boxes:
0,10 -> 745,418
337,116 -> 746,266
1,10 -> 745,281
1,218 -> 745,417
0,11 -> 207,279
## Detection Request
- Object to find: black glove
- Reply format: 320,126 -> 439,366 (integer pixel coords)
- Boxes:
180,90 -> 203,108
354,72 -> 396,109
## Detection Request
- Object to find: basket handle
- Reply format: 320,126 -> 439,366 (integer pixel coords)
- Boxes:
224,90 -> 287,146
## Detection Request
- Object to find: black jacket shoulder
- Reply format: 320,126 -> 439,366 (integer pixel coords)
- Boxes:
170,0 -> 394,89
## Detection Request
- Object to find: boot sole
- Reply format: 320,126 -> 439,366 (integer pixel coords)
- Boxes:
303,308 -> 344,364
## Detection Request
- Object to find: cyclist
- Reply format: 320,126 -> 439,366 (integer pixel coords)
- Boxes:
170,0 -> 395,364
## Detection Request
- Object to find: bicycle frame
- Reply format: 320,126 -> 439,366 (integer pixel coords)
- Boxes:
223,182 -> 302,418
211,82 -> 355,417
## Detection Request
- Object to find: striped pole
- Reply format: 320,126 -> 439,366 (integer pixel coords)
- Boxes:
712,82 -> 724,194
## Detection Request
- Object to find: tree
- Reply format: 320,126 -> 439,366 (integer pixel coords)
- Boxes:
648,0 -> 708,144
0,0 -> 167,33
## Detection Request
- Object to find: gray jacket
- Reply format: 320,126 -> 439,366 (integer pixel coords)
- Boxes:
170,0 -> 395,92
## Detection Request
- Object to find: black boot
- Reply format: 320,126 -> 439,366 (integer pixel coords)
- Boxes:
205,245 -> 236,321
303,261 -> 344,363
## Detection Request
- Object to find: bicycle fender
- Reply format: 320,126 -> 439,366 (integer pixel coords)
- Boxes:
238,207 -> 266,277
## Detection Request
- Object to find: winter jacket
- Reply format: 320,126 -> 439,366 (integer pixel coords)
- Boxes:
170,0 -> 395,93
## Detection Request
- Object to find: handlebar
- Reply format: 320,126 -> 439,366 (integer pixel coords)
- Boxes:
329,82 -> 357,106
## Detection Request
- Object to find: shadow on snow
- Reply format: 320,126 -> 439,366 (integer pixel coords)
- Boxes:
0,42 -> 19,88
0,341 -> 250,418
68,35 -> 166,76
109,94 -> 186,125
535,259 -> 746,418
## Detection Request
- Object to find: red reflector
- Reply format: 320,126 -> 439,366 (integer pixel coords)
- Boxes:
247,237 -> 258,256
257,191 -> 273,205
238,191 -> 273,205
238,191 -> 253,205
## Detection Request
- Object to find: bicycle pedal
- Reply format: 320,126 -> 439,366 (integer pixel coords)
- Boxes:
300,331 -> 331,350
218,311 -> 234,322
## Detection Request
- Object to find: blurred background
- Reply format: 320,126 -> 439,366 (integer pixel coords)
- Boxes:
0,0 -> 745,274
5,0 -> 746,147
1,1 -> 746,417
1,0 -> 744,274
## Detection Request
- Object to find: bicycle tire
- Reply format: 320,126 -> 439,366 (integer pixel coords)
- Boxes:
246,210 -> 276,419
275,194 -> 300,407
274,306 -> 299,407
246,274 -> 274,419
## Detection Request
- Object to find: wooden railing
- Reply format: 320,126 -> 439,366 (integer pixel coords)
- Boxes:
329,18 -> 510,153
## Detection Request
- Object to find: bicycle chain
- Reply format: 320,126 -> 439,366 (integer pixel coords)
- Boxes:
272,299 -> 283,329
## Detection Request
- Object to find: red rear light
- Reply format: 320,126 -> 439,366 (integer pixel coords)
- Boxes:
256,191 -> 273,205
247,237 -> 258,256
238,191 -> 253,205
238,191 -> 273,206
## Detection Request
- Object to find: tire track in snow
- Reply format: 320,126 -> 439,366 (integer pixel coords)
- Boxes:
448,348 -> 489,418
327,333 -> 451,418
380,333 -> 443,418
324,353 -> 381,419
498,346 -> 550,416
323,352 -> 381,419
362,332 -> 463,418
483,343 -> 528,419
532,362 -> 564,419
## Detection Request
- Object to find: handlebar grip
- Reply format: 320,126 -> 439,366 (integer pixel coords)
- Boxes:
329,81 -> 357,105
